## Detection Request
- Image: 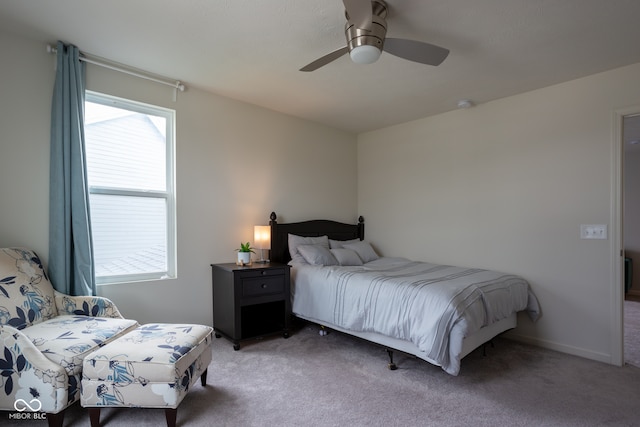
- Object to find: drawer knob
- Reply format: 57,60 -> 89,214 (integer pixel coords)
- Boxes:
261,283 -> 267,289
261,271 -> 266,275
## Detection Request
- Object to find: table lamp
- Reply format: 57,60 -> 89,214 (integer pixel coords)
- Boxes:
254,225 -> 271,263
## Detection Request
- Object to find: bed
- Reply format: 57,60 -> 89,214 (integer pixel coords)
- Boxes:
268,212 -> 540,375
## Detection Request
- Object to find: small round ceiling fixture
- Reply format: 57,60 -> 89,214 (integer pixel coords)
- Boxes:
457,99 -> 474,109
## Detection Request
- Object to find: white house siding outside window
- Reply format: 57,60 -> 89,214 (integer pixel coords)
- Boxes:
84,92 -> 176,284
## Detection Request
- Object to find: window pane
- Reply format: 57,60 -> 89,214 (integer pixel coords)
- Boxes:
84,92 -> 176,284
85,102 -> 166,191
90,194 -> 167,277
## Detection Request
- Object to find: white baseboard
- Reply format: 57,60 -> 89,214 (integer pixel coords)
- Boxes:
504,331 -> 615,365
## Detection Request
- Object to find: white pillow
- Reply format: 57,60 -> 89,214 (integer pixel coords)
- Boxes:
330,248 -> 363,266
329,238 -> 361,249
343,241 -> 379,263
297,244 -> 338,266
288,234 -> 329,264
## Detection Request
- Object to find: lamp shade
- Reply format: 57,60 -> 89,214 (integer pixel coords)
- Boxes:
254,225 -> 271,249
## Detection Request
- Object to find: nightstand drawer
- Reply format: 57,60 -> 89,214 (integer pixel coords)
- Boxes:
237,268 -> 285,279
242,276 -> 284,297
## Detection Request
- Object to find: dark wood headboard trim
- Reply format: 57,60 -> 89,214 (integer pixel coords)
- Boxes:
269,211 -> 364,264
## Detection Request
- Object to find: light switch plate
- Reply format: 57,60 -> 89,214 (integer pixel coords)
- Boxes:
580,224 -> 607,239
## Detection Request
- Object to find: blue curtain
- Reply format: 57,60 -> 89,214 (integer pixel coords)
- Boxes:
48,41 -> 96,296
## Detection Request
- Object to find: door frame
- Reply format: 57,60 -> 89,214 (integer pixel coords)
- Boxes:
612,105 -> 640,366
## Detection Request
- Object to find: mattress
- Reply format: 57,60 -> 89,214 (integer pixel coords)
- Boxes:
290,257 -> 539,374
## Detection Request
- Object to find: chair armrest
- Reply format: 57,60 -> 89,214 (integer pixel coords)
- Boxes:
0,325 -> 68,411
54,291 -> 124,319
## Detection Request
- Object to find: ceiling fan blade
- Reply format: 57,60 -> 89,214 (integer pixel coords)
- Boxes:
300,46 -> 349,72
343,0 -> 373,30
383,38 -> 450,66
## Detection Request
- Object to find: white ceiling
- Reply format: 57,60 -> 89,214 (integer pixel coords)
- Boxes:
1,0 -> 640,134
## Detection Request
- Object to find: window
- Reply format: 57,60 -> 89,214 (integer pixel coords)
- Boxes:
84,92 -> 176,284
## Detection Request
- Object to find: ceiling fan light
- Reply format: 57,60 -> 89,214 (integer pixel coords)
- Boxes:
350,45 -> 381,64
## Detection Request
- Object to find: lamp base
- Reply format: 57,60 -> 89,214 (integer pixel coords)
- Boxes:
254,248 -> 269,263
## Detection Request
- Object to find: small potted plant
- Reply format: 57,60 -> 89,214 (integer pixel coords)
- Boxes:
236,242 -> 255,265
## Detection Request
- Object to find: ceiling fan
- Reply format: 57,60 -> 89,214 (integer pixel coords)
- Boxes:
300,0 -> 449,72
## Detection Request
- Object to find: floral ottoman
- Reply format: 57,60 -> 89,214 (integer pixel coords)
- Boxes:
80,323 -> 213,427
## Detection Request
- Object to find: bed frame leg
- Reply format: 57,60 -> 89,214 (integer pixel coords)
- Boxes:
482,340 -> 495,357
386,349 -> 397,370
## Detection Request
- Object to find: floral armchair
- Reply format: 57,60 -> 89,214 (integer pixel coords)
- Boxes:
0,248 -> 138,427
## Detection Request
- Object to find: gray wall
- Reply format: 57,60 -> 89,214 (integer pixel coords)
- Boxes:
358,62 -> 640,365
0,32 -> 358,326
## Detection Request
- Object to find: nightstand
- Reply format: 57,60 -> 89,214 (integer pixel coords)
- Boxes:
210,262 -> 291,350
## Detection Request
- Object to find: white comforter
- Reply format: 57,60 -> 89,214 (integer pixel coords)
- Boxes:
291,257 -> 539,375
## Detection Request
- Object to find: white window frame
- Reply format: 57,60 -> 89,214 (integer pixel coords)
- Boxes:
85,91 -> 177,285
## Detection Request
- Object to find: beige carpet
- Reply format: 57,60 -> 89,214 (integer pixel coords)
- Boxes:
6,320 -> 640,427
625,299 -> 640,367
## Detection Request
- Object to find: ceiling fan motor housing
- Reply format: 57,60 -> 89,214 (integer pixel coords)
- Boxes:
300,0 -> 448,71
345,0 -> 388,53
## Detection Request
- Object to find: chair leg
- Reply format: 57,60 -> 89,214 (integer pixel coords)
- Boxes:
88,407 -> 101,427
47,411 -> 64,427
165,408 -> 177,427
200,368 -> 208,386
